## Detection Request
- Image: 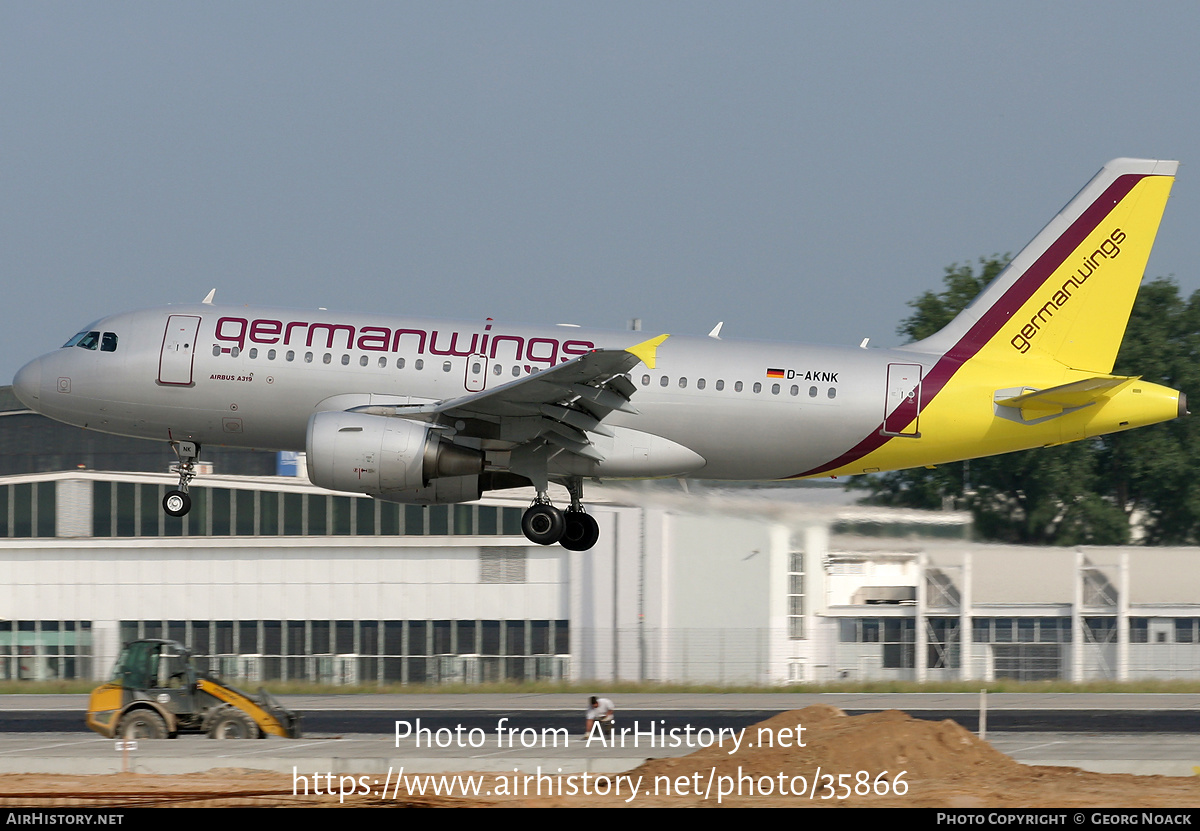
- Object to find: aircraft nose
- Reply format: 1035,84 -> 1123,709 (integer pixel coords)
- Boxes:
12,359 -> 42,409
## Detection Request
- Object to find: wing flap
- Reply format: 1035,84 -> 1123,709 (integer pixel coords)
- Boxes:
348,334 -> 669,464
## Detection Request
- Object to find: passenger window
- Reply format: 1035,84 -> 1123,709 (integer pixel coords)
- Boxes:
212,345 -> 221,357
357,355 -> 366,367
734,381 -> 743,392
443,361 -> 452,372
249,348 -> 258,359
396,357 -> 405,369
753,382 -> 761,393
377,357 -> 386,368
828,388 -> 837,399
697,378 -> 706,390
679,377 -> 687,388
660,376 -> 669,387
493,364 -> 502,375
323,354 -> 332,365
286,350 -> 295,362
716,380 -> 724,391
415,359 -> 424,370
230,347 -> 240,357
790,385 -> 798,396
771,383 -> 779,395
472,362 -> 481,373
642,375 -> 650,386
268,349 -> 277,360
304,352 -> 313,363
101,332 -> 118,352
511,366 -> 519,377
809,386 -> 817,397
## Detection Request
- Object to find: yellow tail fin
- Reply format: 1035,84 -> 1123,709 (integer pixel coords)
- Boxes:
910,159 -> 1177,373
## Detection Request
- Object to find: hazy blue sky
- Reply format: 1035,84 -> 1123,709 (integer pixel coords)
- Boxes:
5,2 -> 1200,382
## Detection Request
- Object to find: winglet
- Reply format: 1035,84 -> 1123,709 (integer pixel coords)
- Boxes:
626,334 -> 670,369
202,289 -> 217,305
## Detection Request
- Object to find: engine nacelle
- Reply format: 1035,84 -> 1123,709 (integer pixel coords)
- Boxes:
376,475 -> 482,506
306,411 -> 483,502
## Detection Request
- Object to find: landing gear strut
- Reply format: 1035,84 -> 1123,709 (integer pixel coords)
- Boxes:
561,477 -> 599,551
519,478 -> 600,550
163,440 -> 200,518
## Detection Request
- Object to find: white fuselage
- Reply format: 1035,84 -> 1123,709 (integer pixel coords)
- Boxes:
13,303 -> 924,482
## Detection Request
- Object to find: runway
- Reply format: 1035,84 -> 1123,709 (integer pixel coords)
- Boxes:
0,693 -> 1197,777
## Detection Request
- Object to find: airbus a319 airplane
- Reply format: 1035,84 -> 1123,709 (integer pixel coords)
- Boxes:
11,158 -> 1187,550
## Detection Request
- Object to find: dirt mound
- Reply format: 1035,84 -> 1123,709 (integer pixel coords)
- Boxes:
623,706 -> 1200,807
635,705 -> 1019,785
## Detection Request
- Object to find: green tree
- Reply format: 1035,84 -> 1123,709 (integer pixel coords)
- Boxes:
1098,279 -> 1200,543
851,259 -> 1200,545
896,257 -> 1008,341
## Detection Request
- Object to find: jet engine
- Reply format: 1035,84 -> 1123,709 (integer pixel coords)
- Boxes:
306,411 -> 483,504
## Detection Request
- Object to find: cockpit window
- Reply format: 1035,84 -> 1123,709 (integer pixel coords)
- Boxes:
61,329 -> 117,352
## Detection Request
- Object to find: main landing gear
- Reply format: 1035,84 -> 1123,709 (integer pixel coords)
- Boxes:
521,478 -> 600,551
163,440 -> 200,518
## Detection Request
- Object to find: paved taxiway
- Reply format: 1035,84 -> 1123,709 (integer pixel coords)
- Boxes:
0,693 -> 1196,776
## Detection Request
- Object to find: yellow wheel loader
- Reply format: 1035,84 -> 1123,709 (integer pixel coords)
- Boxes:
86,639 -> 301,740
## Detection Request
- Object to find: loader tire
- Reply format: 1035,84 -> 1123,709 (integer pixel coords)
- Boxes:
209,709 -> 259,740
117,710 -> 168,740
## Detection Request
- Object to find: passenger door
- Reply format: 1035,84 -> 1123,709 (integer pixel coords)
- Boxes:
159,315 -> 201,385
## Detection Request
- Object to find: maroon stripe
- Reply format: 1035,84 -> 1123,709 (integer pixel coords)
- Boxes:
790,173 -> 1147,478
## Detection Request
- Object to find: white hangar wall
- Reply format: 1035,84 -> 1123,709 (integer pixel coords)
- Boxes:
45,470 -> 1200,688
0,472 -> 814,686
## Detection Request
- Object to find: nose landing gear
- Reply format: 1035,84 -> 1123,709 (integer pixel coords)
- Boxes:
163,440 -> 200,518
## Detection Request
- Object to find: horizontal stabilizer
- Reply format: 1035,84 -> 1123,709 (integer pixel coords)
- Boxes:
995,376 -> 1137,420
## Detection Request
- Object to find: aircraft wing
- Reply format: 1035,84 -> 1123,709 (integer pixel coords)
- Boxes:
349,334 -> 669,461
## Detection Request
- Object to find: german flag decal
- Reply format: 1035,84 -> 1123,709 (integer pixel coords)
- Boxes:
766,368 -> 786,378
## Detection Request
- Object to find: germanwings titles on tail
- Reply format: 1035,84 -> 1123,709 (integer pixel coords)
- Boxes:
12,159 -> 1186,549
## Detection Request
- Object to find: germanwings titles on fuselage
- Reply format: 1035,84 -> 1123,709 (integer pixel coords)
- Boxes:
12,158 -> 1187,549
211,314 -> 597,369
